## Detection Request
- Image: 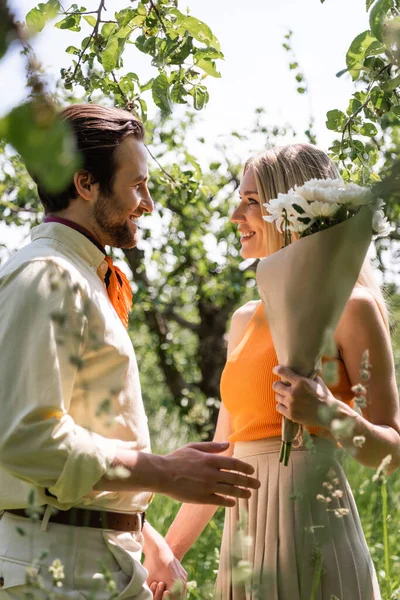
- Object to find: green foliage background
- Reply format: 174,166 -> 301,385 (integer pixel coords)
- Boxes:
1,0 -> 400,598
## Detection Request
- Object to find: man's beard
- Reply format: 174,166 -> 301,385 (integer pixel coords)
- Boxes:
92,191 -> 136,249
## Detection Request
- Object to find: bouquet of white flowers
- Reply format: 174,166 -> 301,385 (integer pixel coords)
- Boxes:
256,178 -> 394,465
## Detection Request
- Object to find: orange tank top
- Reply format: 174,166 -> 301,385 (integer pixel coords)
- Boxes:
221,301 -> 354,442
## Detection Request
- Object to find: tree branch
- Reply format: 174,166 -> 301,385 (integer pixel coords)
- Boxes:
67,0 -> 105,82
163,307 -> 200,332
145,145 -> 176,183
148,0 -> 167,35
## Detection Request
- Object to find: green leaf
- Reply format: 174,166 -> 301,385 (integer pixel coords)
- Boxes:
366,0 -> 375,9
326,109 -> 347,131
26,1 -> 60,33
138,98 -> 148,123
101,22 -> 117,38
171,82 -> 188,104
194,57 -> 221,78
55,13 -> 81,32
180,16 -> 220,51
369,0 -> 393,41
360,122 -> 378,136
101,35 -> 122,72
192,84 -> 209,111
65,45 -> 79,55
83,15 -> 97,27
152,73 -> 173,113
0,101 -> 81,193
382,73 -> 400,91
336,68 -> 348,78
168,37 -> 193,65
346,30 -> 378,80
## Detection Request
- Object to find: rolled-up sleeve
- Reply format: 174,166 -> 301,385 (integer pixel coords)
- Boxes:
0,260 -> 117,508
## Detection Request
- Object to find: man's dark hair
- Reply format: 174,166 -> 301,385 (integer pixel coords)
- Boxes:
36,104 -> 145,213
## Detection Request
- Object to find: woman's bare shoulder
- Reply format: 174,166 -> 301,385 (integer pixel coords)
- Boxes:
231,300 -> 260,326
336,287 -> 385,348
227,301 -> 260,356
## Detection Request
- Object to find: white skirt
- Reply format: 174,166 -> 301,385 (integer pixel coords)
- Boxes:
214,437 -> 381,600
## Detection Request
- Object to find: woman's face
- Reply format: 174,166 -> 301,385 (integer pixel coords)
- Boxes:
231,165 -> 268,259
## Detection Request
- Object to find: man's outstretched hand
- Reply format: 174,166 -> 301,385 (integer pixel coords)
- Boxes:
157,441 -> 260,506
97,441 -> 260,507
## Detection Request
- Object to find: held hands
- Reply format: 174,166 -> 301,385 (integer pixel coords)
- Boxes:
272,366 -> 336,428
145,548 -> 186,600
142,523 -> 187,600
160,442 -> 261,506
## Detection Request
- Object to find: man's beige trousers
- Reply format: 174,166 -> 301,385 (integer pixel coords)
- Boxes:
0,511 -> 152,599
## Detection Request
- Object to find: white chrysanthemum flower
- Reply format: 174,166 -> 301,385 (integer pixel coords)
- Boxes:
294,178 -> 345,203
262,178 -> 394,242
287,219 -> 314,234
294,198 -> 341,219
372,210 -> 395,238
295,179 -> 372,208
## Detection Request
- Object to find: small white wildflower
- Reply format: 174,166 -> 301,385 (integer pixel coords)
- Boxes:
330,417 -> 355,437
354,395 -> 367,409
333,508 -> 350,518
105,465 -> 131,480
331,489 -> 344,499
351,383 -> 367,395
322,482 -> 334,491
332,478 -> 340,486
353,435 -> 366,448
316,494 -> 328,503
372,454 -> 392,482
48,559 -> 65,588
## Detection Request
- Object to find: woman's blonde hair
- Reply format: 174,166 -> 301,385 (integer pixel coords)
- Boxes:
245,143 -> 389,329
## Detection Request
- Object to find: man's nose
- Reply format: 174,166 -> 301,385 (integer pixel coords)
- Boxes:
141,187 -> 154,214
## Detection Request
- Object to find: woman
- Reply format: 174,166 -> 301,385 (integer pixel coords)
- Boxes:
157,144 -> 400,599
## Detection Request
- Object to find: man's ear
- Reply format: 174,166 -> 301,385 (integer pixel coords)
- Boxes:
73,170 -> 97,202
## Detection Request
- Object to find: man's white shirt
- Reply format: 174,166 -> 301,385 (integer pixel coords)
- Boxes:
0,222 -> 152,513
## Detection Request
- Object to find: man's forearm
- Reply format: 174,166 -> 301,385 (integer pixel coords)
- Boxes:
94,449 -> 167,494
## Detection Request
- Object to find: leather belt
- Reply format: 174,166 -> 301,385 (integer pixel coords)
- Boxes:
6,507 -> 145,533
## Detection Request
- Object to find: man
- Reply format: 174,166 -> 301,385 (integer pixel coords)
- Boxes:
0,104 -> 259,600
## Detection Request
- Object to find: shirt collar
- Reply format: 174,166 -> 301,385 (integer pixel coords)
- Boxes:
31,221 -> 106,271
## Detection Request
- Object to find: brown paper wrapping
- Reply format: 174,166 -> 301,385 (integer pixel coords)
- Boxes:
256,206 -> 373,449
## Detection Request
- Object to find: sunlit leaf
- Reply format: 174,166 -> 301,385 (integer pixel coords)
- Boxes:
194,57 -> 221,78
346,30 -> 378,80
83,15 -> 97,27
0,101 -> 81,193
369,0 -> 393,41
152,73 -> 173,113
360,122 -> 378,136
26,1 -> 60,34
326,109 -> 347,131
55,13 -> 81,32
192,84 -> 209,110
101,35 -> 120,72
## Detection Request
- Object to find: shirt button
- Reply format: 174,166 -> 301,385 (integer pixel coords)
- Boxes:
97,262 -> 108,278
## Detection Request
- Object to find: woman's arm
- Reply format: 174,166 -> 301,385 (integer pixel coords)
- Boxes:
165,403 -> 234,561
165,301 -> 259,561
327,288 -> 400,471
273,289 -> 400,473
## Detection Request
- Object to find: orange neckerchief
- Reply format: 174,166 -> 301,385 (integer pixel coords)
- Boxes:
104,256 -> 133,329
